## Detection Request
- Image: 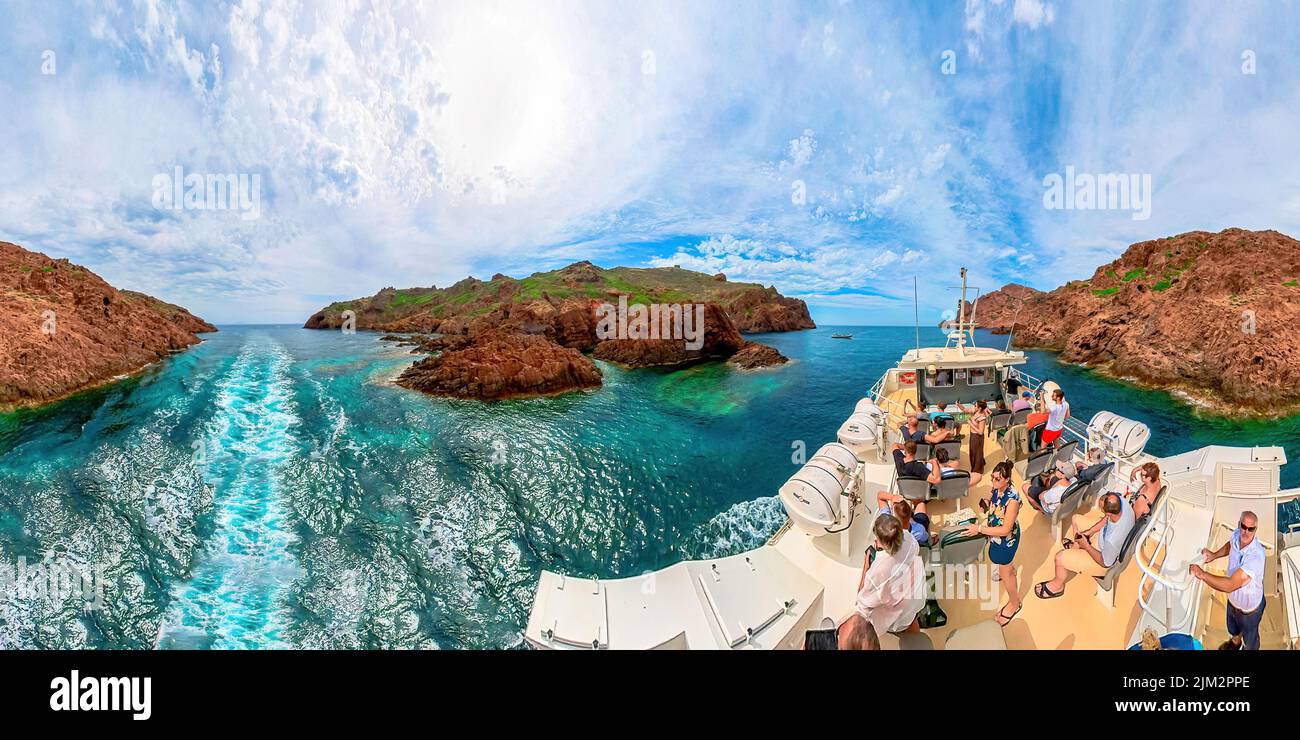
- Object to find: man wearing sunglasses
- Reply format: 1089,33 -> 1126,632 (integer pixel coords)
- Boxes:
1190,511 -> 1266,650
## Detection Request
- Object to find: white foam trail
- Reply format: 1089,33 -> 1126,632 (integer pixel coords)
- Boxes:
155,340 -> 302,649
688,495 -> 786,559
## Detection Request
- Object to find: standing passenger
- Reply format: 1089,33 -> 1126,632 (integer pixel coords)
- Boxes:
1191,512 -> 1266,650
964,460 -> 1021,625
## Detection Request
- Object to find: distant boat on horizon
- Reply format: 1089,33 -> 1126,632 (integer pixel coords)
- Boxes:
831,333 -> 852,339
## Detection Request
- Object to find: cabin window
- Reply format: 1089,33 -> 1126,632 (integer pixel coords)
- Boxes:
930,369 -> 955,387
967,367 -> 995,386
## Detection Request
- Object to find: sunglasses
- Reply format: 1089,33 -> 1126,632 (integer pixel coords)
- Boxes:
1240,524 -> 1256,532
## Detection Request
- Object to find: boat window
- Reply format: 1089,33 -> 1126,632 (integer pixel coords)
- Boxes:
967,367 -> 995,386
930,369 -> 955,387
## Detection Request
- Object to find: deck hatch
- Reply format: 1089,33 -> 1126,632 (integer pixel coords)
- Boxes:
543,576 -> 609,649
697,558 -> 792,647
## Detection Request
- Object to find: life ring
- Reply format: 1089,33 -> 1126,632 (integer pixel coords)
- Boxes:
899,371 -> 916,386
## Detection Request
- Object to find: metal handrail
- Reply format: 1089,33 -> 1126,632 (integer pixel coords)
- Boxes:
1012,368 -> 1157,464
1135,502 -> 1204,632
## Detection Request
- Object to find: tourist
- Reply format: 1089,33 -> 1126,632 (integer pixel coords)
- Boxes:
962,460 -> 1021,625
1058,446 -> 1106,482
1191,512 -> 1266,650
899,412 -> 926,444
1023,467 -> 1071,514
1126,462 -> 1163,519
875,492 -> 931,548
1005,370 -> 1022,399
1012,390 -> 1034,412
923,416 -> 957,445
855,514 -> 925,636
1035,492 -> 1134,599
955,399 -> 990,474
1041,388 -> 1070,447
890,439 -> 930,479
926,447 -> 982,487
837,613 -> 881,650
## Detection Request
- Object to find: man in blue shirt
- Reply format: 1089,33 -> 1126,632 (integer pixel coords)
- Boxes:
1191,511 -> 1267,650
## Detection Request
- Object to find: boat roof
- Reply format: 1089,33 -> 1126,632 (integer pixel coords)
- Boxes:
897,344 -> 1027,370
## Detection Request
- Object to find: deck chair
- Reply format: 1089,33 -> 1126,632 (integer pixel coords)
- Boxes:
934,439 -> 961,460
933,520 -> 985,566
914,443 -> 932,460
897,475 -> 932,502
1047,478 -> 1092,541
1009,408 -> 1031,427
933,471 -> 971,502
1016,446 -> 1056,484
1080,462 -> 1116,506
916,419 -> 931,435
987,410 -> 1012,430
1027,422 -> 1047,452
1052,439 -> 1079,467
1095,513 -> 1153,607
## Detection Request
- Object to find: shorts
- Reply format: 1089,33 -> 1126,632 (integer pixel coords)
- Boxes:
1041,428 -> 1065,446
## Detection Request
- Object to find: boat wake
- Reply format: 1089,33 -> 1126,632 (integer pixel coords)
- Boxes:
156,341 -> 302,649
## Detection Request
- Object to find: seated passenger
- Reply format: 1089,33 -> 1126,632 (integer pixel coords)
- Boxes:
875,492 -> 931,547
837,613 -> 881,650
855,514 -> 925,635
1054,446 -> 1106,482
1023,468 -> 1071,515
1126,462 -> 1162,519
890,439 -> 930,479
925,447 -> 983,488
898,413 -> 926,444
923,416 -> 958,444
1026,398 -> 1049,430
1035,492 -> 1135,598
1011,390 -> 1033,412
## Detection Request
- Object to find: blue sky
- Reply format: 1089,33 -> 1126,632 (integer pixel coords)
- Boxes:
2,0 -> 1299,325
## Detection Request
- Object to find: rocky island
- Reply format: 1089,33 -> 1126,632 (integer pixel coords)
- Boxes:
0,241 -> 216,410
974,228 -> 1300,415
307,261 -> 813,400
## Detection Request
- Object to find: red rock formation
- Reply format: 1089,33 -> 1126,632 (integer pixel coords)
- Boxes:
591,303 -> 747,367
0,241 -> 216,409
971,283 -> 1045,332
395,330 -> 601,400
304,262 -> 815,337
721,285 -> 817,333
727,341 -> 790,369
982,229 -> 1300,413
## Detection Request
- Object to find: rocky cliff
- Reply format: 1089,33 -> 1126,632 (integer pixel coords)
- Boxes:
395,329 -> 601,401
304,261 -> 815,340
977,228 -> 1300,414
310,261 -> 803,399
0,241 -> 216,409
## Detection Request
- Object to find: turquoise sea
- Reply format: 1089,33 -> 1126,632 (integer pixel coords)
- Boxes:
1,325 -> 1296,649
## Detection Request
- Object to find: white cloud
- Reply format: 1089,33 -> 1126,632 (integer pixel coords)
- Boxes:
1012,0 -> 1055,29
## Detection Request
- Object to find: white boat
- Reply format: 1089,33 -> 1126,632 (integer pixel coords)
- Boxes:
525,268 -> 1300,650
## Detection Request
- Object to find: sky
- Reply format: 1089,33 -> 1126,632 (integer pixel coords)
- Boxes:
1,0 -> 1299,326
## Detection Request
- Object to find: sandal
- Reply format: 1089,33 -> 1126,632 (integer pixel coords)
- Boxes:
995,602 -> 1022,626
1061,538 -> 1075,550
1034,581 -> 1064,599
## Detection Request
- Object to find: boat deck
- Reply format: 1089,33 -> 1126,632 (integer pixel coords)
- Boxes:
525,378 -> 1295,650
772,385 -> 1146,648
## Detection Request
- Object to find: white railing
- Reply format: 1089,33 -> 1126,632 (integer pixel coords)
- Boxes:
1011,368 -> 1157,464
1135,502 -> 1204,633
